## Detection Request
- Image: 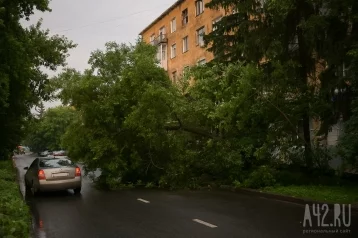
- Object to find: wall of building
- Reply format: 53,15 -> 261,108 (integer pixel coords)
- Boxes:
141,0 -> 225,81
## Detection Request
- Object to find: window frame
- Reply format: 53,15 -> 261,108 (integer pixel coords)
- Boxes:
196,26 -> 205,47
195,0 -> 204,16
149,34 -> 155,44
182,36 -> 189,53
159,26 -> 166,37
171,43 -> 177,59
212,16 -> 222,31
161,44 -> 166,61
170,18 -> 176,33
182,9 -> 189,26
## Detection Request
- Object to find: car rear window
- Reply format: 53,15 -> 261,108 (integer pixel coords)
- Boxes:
39,158 -> 75,168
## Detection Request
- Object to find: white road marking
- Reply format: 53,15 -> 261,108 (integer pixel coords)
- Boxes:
192,219 -> 218,228
137,198 -> 150,203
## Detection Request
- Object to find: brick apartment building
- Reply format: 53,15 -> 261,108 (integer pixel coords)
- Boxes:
139,0 -> 345,148
139,0 -> 225,82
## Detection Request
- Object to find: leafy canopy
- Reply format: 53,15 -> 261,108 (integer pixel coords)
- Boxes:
0,0 -> 76,158
24,106 -> 78,152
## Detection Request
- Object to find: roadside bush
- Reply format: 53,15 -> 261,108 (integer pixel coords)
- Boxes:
274,166 -> 347,187
0,160 -> 31,238
243,166 -> 276,189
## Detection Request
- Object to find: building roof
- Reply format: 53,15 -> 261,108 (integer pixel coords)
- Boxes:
139,0 -> 185,36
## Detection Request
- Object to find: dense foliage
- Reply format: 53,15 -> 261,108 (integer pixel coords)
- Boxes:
51,42 -> 331,189
205,0 -> 358,168
23,0 -> 358,190
56,42 -> 177,188
0,0 -> 75,159
0,160 -> 31,238
337,48 -> 358,168
24,106 -> 78,152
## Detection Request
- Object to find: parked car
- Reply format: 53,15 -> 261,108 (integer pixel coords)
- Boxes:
39,150 -> 52,156
53,150 -> 66,156
24,156 -> 82,196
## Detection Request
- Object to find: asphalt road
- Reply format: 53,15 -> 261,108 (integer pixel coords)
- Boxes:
13,154 -> 358,238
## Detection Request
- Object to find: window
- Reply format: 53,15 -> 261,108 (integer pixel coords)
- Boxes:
170,18 -> 176,33
161,45 -> 166,60
159,27 -> 165,35
171,44 -> 176,58
182,9 -> 188,26
150,34 -> 155,45
197,58 -> 206,65
39,158 -> 75,168
196,0 -> 204,16
159,26 -> 166,41
172,71 -> 177,82
196,27 -> 205,47
212,17 -> 222,31
183,36 -> 189,52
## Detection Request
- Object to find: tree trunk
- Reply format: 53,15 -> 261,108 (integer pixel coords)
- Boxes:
296,2 -> 313,168
302,113 -> 312,168
165,123 -> 215,138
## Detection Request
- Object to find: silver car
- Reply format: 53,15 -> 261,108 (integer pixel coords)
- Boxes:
24,157 -> 82,195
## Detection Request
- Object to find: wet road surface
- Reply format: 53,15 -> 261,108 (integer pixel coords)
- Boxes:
14,154 -> 358,238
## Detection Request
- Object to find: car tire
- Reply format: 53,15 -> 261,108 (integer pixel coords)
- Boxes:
74,187 -> 81,194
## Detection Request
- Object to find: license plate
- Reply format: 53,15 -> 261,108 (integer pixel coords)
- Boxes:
52,173 -> 69,177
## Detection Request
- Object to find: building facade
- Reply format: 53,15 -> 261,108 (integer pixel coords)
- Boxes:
139,1 -> 345,149
139,0 -> 225,82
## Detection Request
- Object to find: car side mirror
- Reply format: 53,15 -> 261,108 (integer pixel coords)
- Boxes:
24,167 -> 29,170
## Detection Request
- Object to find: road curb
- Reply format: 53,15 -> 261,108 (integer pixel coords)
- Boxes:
218,185 -> 358,212
11,155 -> 36,238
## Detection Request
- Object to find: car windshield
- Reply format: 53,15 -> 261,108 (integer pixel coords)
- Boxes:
39,158 -> 75,168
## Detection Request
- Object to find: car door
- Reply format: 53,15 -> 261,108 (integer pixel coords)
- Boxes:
25,158 -> 39,185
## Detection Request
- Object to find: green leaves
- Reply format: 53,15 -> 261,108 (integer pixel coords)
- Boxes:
55,42 -> 176,185
0,0 -> 75,158
0,161 -> 30,238
24,106 -> 78,152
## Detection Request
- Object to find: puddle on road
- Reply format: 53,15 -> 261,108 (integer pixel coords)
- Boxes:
28,198 -> 47,238
32,217 -> 47,238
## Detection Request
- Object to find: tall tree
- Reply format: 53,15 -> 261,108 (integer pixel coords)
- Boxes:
205,0 -> 358,168
0,0 -> 76,158
337,46 -> 358,168
56,41 -> 175,185
24,106 -> 78,152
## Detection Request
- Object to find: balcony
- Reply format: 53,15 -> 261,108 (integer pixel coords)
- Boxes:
153,34 -> 168,45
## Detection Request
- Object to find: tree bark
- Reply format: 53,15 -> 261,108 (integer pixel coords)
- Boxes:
296,1 -> 313,168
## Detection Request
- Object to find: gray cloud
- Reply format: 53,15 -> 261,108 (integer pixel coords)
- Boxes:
23,0 -> 175,111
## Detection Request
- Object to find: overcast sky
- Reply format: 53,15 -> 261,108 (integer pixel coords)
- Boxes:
23,0 -> 176,110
